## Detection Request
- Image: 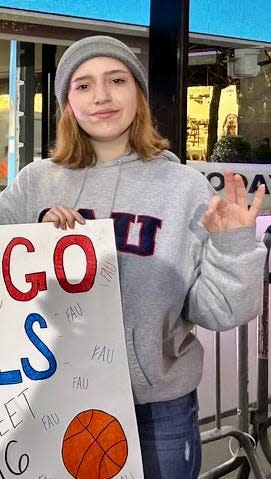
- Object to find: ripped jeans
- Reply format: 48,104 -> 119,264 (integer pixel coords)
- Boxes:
135,390 -> 201,479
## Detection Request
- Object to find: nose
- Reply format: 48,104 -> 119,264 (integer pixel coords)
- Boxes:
92,81 -> 111,104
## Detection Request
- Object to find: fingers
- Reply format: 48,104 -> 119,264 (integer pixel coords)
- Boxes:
224,169 -> 236,204
204,195 -> 227,216
233,174 -> 247,209
202,182 -> 266,233
42,206 -> 85,230
201,196 -> 226,232
224,169 -> 247,208
249,184 -> 266,219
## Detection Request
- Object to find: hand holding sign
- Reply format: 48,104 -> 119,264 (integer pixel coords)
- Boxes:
42,206 -> 85,229
202,169 -> 266,233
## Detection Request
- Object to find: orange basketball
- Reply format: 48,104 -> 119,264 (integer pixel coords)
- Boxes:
62,409 -> 128,479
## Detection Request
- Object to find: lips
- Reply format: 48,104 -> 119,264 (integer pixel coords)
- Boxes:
91,110 -> 119,119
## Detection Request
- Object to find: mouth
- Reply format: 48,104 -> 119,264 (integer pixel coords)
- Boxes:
90,110 -> 119,119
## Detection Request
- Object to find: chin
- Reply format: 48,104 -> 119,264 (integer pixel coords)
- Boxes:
89,128 -> 131,143
90,135 -> 121,142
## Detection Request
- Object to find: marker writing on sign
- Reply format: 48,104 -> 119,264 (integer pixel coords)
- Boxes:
0,440 -> 29,478
0,387 -> 35,437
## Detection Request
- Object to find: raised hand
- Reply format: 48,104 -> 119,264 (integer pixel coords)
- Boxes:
42,206 -> 85,230
202,169 -> 266,233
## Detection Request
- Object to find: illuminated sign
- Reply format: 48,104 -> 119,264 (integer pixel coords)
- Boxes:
0,95 -> 9,111
0,94 -> 42,112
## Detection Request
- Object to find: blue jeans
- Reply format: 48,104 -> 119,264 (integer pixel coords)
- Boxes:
135,390 -> 201,479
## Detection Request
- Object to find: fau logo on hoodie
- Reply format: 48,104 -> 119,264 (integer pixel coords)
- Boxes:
39,208 -> 162,257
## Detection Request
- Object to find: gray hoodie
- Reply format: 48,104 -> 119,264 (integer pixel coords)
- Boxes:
0,151 -> 266,404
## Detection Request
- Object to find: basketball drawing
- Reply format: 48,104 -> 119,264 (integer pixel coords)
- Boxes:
62,409 -> 128,479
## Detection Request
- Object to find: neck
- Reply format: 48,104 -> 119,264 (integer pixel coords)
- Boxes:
92,132 -> 131,163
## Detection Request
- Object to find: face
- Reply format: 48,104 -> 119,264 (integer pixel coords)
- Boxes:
68,56 -> 138,144
223,114 -> 238,136
227,114 -> 237,124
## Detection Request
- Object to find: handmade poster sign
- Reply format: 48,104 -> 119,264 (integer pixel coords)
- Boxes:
0,219 -> 144,479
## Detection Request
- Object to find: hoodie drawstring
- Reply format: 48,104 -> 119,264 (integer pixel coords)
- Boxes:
71,159 -> 122,218
71,167 -> 89,210
107,159 -> 122,218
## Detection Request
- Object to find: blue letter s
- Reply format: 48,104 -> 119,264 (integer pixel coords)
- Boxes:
21,313 -> 57,380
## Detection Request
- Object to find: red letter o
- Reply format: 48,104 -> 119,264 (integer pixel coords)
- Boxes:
54,235 -> 97,293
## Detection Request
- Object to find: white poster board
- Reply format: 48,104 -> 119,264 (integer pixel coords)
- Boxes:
0,219 -> 144,479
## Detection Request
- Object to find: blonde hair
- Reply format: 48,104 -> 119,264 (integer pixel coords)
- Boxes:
51,83 -> 169,168
222,113 -> 238,137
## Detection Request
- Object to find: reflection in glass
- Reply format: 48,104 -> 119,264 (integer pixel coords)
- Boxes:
187,47 -> 271,164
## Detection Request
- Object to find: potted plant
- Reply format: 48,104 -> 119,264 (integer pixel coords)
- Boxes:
210,135 -> 252,163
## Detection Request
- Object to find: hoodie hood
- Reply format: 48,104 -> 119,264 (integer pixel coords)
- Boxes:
0,149 -> 183,224
157,149 -> 180,164
72,150 -> 180,214
79,149 -> 180,169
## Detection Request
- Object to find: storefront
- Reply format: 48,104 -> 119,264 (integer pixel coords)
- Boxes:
0,0 -> 271,205
1,0 -> 271,424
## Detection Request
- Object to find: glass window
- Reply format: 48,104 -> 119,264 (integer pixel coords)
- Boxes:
187,44 -> 271,211
187,45 -> 271,164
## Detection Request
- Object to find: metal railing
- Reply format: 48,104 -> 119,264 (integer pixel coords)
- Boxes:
199,227 -> 271,479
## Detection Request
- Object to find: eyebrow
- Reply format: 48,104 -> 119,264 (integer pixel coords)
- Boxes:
71,69 -> 130,83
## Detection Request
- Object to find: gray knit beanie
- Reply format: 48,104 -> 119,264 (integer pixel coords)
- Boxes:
55,35 -> 148,109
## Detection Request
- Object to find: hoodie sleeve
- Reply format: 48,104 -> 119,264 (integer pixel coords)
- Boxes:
0,165 -> 29,224
187,224 -> 266,332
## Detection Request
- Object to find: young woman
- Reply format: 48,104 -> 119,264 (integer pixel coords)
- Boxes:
0,36 -> 266,478
222,113 -> 239,137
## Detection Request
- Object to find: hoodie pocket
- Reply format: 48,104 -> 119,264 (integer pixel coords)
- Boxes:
125,327 -> 152,387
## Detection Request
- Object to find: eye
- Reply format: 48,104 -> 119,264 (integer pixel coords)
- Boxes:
111,78 -> 125,84
76,84 -> 89,91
